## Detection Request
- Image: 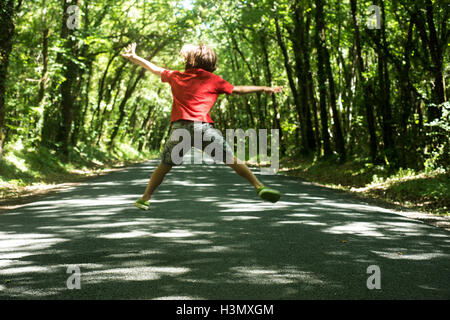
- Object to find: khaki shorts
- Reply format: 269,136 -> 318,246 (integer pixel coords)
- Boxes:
161,120 -> 234,166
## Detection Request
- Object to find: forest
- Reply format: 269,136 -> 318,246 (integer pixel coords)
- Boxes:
0,0 -> 448,213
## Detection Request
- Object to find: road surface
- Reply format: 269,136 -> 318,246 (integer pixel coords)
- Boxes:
0,156 -> 449,299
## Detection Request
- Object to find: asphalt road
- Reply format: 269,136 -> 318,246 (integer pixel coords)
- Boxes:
0,154 -> 449,299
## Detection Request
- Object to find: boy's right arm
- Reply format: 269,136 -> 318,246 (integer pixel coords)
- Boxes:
121,43 -> 165,76
232,86 -> 283,95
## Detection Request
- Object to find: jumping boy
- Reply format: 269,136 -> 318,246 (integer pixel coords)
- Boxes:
121,43 -> 282,210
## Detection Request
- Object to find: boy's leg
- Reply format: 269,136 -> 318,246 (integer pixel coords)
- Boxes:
200,125 -> 263,190
227,156 -> 280,203
139,120 -> 187,203
227,156 -> 264,190
201,124 -> 280,202
140,163 -> 172,201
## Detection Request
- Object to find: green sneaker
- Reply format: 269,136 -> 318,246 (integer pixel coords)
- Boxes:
134,199 -> 150,210
256,186 -> 281,203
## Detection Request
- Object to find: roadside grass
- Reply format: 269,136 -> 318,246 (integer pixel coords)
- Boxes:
279,155 -> 449,216
0,140 -> 159,201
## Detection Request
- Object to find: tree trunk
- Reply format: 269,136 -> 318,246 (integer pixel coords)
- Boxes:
425,0 -> 446,109
324,47 -> 346,162
350,0 -> 378,163
56,0 -> 81,157
291,2 -> 316,152
275,15 -> 311,154
304,7 -> 321,154
72,58 -> 93,145
138,104 -> 154,151
229,30 -> 264,128
410,2 -> 446,120
259,32 -> 285,155
373,0 -> 398,168
93,52 -> 121,126
398,19 -> 415,168
314,0 -> 332,158
0,0 -> 16,156
94,61 -> 127,136
37,28 -> 49,108
108,70 -> 145,148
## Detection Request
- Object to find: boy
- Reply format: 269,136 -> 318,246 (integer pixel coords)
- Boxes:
121,43 -> 282,210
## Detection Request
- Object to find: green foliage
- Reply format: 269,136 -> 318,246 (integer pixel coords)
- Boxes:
424,102 -> 450,170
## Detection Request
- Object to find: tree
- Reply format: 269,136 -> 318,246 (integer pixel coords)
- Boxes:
371,0 -> 398,168
350,0 -> 378,163
314,0 -> 332,158
0,0 -> 21,156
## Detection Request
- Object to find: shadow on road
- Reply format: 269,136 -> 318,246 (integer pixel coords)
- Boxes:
0,157 -> 449,299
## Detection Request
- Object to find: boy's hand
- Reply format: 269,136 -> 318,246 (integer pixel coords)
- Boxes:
264,86 -> 283,95
121,43 -> 165,76
121,43 -> 137,59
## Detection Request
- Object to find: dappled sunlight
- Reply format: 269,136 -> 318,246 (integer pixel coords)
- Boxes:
22,197 -> 138,209
275,220 -> 327,226
83,266 -> 191,283
322,220 -> 435,239
324,222 -> 387,238
153,295 -> 205,300
148,199 -> 179,203
226,266 -> 326,286
273,220 -> 305,225
371,250 -> 448,261
124,179 -> 151,185
417,285 -> 446,292
0,264 -> 59,276
217,200 -> 299,213
3,286 -> 64,298
67,221 -> 150,230
221,215 -> 260,221
295,195 -> 328,201
61,210 -> 122,217
86,182 -> 120,187
99,231 -> 152,239
318,200 -> 395,213
377,221 -> 433,236
106,250 -> 162,259
286,213 -> 320,218
0,232 -> 68,253
196,197 -> 221,202
171,239 -> 213,245
0,161 -> 449,299
195,245 -> 237,253
151,229 -> 214,238
322,210 -> 367,217
168,180 -> 216,187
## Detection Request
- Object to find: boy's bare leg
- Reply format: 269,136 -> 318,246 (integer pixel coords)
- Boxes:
141,163 -> 172,201
227,156 -> 264,190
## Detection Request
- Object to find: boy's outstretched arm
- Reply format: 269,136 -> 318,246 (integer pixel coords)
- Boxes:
121,43 -> 165,76
232,86 -> 283,95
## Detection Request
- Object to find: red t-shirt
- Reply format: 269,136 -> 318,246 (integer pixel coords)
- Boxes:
161,68 -> 234,123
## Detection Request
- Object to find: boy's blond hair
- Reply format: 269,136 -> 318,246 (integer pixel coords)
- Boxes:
180,44 -> 218,73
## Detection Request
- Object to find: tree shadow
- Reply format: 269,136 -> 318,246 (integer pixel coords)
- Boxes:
0,158 -> 449,300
